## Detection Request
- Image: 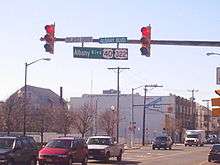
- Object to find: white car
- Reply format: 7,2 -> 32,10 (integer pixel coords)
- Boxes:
87,136 -> 124,162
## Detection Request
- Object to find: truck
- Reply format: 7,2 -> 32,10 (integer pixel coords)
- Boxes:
86,136 -> 124,162
184,130 -> 206,146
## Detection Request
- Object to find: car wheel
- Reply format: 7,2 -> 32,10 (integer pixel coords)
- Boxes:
38,161 -> 45,165
29,158 -> 37,165
82,156 -> 88,165
68,158 -> 72,165
152,147 -> 155,150
117,150 -> 122,161
105,152 -> 110,162
158,147 -> 160,150
7,160 -> 14,165
208,157 -> 212,162
169,146 -> 172,150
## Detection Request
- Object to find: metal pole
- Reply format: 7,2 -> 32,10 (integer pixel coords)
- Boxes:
131,88 -> 134,147
108,67 -> 130,143
24,62 -> 27,136
142,86 -> 147,146
95,99 -> 98,135
202,99 -> 211,135
116,67 -> 120,143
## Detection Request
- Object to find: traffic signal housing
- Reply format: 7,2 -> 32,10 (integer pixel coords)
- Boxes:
41,24 -> 55,54
211,89 -> 220,117
140,25 -> 151,57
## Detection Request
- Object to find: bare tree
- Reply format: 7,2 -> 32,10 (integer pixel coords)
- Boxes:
71,104 -> 94,138
98,109 -> 117,137
3,94 -> 25,133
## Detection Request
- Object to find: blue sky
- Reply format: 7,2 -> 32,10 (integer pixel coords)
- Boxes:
1,0 -> 220,105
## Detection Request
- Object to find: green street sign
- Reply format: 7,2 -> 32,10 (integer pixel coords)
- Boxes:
99,37 -> 128,44
73,47 -> 128,60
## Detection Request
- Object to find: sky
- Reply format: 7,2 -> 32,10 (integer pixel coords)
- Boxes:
1,0 -> 220,106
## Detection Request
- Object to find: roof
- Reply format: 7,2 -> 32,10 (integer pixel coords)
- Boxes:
88,136 -> 112,139
0,136 -> 17,139
53,136 -> 83,140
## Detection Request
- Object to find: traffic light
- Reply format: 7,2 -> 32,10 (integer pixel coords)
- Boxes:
140,25 -> 151,57
41,24 -> 55,54
211,89 -> 220,117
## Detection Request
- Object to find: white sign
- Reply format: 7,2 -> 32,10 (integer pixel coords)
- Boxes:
65,37 -> 93,43
217,67 -> 220,84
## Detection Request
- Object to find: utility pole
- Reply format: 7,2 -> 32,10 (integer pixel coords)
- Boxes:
142,84 -> 163,146
202,99 -> 211,136
108,67 -> 130,142
188,89 -> 199,129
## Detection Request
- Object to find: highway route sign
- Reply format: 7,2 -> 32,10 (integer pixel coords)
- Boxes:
73,47 -> 128,60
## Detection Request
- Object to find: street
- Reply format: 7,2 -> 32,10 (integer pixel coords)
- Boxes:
87,144 -> 218,165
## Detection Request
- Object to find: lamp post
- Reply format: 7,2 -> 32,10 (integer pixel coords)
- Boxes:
23,58 -> 50,136
131,85 -> 146,147
206,52 -> 220,56
202,99 -> 211,136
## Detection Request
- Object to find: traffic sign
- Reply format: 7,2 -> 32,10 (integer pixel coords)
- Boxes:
73,47 -> 128,60
99,37 -> 128,44
65,37 -> 93,43
217,67 -> 220,84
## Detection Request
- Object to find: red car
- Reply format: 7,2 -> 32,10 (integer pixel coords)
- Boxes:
38,137 -> 88,165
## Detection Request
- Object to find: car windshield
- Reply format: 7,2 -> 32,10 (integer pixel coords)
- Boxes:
187,135 -> 198,138
87,138 -> 111,145
155,137 -> 167,141
212,145 -> 220,151
46,139 -> 71,149
0,138 -> 15,149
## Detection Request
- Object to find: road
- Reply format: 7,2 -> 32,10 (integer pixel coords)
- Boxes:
87,144 -> 219,165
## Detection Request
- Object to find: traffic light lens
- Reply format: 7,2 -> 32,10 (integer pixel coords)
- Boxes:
45,25 -> 54,33
141,27 -> 150,36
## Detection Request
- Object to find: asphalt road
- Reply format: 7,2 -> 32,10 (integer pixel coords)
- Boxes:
87,144 -> 219,165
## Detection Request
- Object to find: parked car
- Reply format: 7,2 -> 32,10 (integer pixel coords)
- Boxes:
87,136 -> 124,162
0,135 -> 38,165
38,137 -> 88,165
208,144 -> 220,162
152,136 -> 173,150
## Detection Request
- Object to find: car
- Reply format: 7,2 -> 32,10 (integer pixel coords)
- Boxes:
208,144 -> 220,162
0,135 -> 38,165
152,136 -> 173,150
87,136 -> 124,162
38,136 -> 88,165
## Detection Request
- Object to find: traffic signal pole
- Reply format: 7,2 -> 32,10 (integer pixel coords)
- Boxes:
55,37 -> 220,47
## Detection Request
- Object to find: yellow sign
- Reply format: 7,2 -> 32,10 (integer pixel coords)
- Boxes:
211,89 -> 220,117
211,97 -> 220,106
212,108 -> 220,117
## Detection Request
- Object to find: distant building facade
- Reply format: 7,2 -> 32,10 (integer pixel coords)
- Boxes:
69,90 -> 207,143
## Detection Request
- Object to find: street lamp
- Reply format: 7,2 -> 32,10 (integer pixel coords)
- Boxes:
206,52 -> 220,56
202,99 -> 211,136
130,85 -> 146,147
23,58 -> 51,136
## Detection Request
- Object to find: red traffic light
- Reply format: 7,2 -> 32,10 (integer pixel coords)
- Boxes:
41,23 -> 55,54
45,25 -> 55,34
141,26 -> 151,37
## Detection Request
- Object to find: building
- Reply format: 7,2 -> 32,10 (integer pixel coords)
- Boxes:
69,90 -> 200,143
7,85 -> 64,110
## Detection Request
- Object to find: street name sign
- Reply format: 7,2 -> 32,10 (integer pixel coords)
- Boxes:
217,67 -> 220,85
73,47 -> 128,60
98,37 -> 128,44
65,37 -> 93,43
